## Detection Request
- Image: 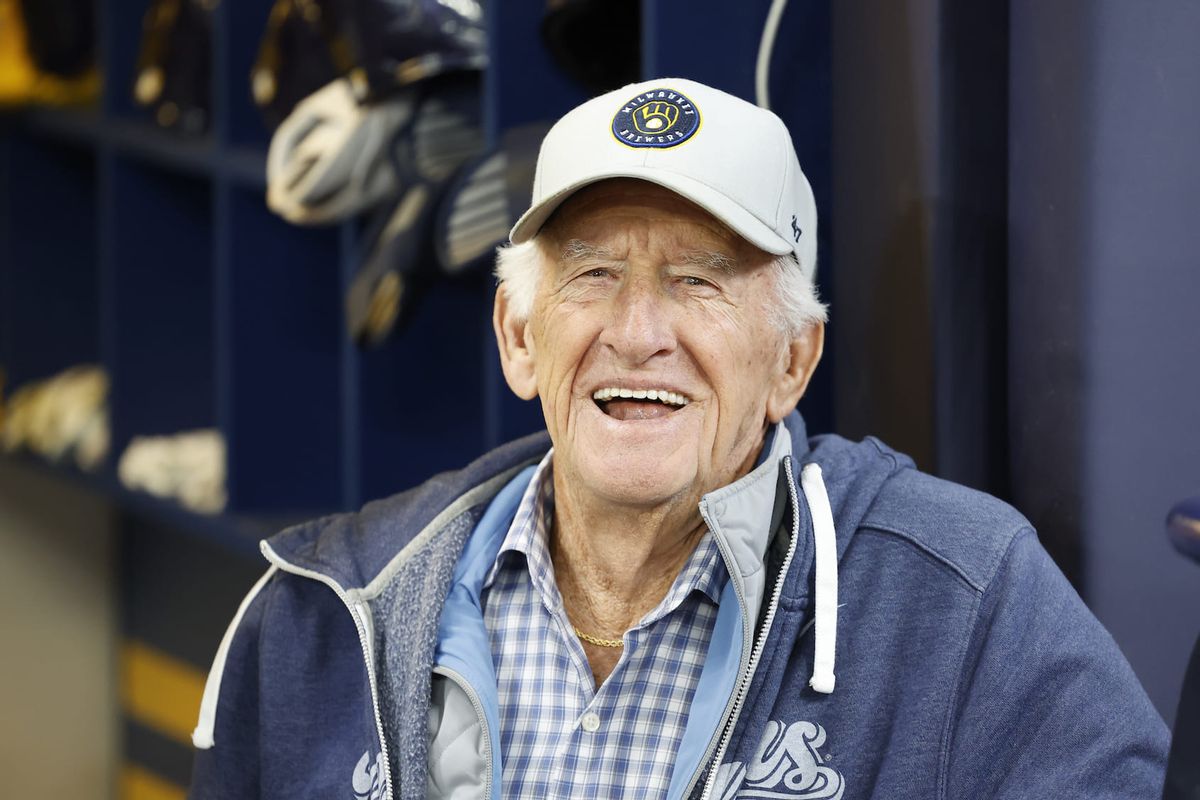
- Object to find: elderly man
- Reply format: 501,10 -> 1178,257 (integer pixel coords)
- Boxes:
190,79 -> 1168,799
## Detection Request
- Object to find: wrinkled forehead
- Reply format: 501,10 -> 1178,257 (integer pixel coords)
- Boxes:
541,178 -> 764,262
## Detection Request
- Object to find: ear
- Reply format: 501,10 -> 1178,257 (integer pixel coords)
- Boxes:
493,285 -> 539,400
766,322 -> 825,423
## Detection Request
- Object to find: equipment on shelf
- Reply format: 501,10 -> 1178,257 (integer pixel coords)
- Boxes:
541,0 -> 639,95
117,428 -> 227,514
251,0 -> 354,131
0,0 -> 99,106
0,365 -> 110,472
266,76 -> 417,225
344,74 -> 485,346
17,0 -> 96,79
261,0 -> 491,342
133,0 -> 214,134
267,71 -> 486,344
252,0 -> 486,129
434,120 -> 551,279
323,0 -> 486,102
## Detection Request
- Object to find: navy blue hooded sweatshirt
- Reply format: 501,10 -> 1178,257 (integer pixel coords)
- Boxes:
188,412 -> 1168,799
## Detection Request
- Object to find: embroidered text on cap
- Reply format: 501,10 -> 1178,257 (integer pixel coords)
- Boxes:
611,88 -> 701,149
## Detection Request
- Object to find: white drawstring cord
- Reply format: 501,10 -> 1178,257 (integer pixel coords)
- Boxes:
801,463 -> 838,694
755,0 -> 791,110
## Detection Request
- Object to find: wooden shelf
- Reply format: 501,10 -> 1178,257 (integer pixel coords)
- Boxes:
0,451 -> 290,558
18,107 -> 267,186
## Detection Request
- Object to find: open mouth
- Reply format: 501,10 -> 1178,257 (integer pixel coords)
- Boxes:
592,387 -> 690,421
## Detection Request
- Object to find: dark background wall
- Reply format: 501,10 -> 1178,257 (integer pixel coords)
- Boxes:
1008,0 -> 1200,724
832,0 -> 1200,725
1033,0 -> 1200,722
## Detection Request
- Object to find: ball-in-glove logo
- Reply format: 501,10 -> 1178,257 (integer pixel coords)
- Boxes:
612,88 -> 701,148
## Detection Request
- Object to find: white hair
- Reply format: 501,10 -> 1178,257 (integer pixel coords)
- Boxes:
494,239 -> 827,336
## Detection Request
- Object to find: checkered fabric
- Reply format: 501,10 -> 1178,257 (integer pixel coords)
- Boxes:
482,451 -> 728,798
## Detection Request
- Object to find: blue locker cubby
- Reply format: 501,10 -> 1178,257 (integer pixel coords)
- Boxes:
1,0 -> 834,542
353,276 -> 491,503
1,135 -> 99,388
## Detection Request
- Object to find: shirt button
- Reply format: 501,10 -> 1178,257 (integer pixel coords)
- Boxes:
581,711 -> 601,732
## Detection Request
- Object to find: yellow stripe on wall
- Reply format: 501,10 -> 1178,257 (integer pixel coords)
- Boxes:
120,764 -> 186,800
120,640 -> 207,747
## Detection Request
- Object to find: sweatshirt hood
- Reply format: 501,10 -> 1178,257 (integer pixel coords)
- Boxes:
261,432 -> 552,592
783,422 -> 914,606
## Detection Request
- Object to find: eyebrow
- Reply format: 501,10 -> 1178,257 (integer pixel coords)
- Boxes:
679,250 -> 735,275
560,239 -> 617,264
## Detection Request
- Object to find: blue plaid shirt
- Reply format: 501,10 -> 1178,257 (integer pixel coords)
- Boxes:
481,452 -> 728,798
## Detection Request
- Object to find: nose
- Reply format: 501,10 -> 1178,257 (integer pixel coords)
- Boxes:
598,273 -> 676,365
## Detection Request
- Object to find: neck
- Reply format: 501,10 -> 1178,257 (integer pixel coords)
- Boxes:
550,478 -> 706,638
548,427 -> 770,635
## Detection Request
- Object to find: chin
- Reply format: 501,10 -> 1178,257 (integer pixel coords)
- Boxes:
575,451 -> 698,509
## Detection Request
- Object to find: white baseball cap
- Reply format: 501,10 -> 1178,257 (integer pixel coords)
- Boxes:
509,77 -> 819,281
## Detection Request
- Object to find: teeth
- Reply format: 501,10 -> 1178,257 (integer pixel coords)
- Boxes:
591,387 -> 690,406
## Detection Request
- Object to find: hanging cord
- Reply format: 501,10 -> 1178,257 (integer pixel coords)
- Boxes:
755,0 -> 791,109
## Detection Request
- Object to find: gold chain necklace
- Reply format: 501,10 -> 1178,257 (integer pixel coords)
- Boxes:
574,627 -> 624,648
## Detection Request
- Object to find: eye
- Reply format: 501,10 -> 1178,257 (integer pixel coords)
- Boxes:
569,266 -> 616,285
681,275 -> 714,288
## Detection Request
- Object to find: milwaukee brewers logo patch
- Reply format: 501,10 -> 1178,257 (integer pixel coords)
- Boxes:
611,88 -> 701,148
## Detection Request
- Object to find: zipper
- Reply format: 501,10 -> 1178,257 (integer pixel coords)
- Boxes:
682,502 -> 755,799
433,665 -> 495,800
692,456 -> 802,800
260,542 -> 394,800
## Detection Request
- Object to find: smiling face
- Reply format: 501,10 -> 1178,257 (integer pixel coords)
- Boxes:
495,179 -> 823,512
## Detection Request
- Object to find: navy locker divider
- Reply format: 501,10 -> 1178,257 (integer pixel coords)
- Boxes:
101,0 -> 158,121
107,160 -> 215,458
220,185 -> 342,512
216,0 -> 274,148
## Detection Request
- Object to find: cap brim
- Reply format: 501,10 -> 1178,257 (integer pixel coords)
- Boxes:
509,167 -> 794,257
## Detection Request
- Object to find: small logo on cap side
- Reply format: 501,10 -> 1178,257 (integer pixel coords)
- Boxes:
791,215 -> 803,242
612,89 -> 701,149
